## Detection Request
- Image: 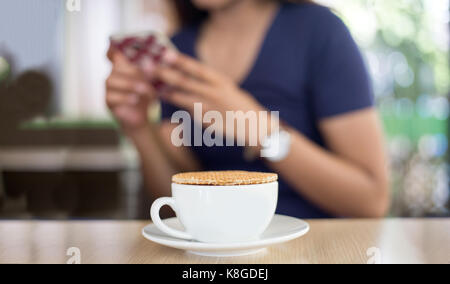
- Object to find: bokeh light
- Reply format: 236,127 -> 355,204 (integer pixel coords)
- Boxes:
321,0 -> 450,216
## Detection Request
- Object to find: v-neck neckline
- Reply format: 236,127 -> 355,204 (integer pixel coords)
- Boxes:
189,4 -> 284,88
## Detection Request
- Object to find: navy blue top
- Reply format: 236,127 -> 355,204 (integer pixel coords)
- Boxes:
162,3 -> 374,219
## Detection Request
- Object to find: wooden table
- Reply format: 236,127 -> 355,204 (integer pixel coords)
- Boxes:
0,219 -> 449,264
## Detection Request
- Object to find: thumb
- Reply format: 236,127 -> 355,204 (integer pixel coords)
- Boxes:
107,47 -> 129,66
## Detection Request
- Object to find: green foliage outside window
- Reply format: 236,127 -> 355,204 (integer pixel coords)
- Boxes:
331,0 -> 450,216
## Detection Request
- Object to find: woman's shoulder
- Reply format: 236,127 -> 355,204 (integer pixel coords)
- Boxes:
282,2 -> 340,22
281,3 -> 348,34
281,3 -> 355,49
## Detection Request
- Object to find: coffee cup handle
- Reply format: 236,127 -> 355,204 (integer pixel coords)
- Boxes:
150,197 -> 193,240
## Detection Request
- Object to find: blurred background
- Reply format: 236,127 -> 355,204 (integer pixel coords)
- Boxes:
0,0 -> 448,219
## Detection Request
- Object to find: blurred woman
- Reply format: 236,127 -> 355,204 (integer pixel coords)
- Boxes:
106,0 -> 390,218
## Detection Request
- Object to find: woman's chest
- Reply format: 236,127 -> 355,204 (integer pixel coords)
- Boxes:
197,35 -> 262,84
243,41 -> 313,128
194,46 -> 322,166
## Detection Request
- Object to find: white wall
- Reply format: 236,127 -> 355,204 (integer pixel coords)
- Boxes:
62,0 -> 122,119
0,0 -> 64,111
62,0 -> 169,119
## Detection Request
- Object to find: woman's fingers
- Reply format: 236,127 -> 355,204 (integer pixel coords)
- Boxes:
112,62 -> 142,78
172,53 -> 223,84
107,45 -> 116,62
106,91 -> 141,108
106,73 -> 154,97
155,67 -> 214,98
109,51 -> 147,78
163,91 -> 203,113
111,51 -> 129,65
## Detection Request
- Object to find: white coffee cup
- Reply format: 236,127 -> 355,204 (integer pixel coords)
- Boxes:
150,182 -> 278,243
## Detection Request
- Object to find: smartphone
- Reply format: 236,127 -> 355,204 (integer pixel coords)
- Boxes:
110,31 -> 176,93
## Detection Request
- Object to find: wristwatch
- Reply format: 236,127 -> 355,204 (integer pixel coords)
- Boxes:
260,129 -> 292,162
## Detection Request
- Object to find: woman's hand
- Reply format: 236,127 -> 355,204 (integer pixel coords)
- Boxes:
106,51 -> 156,135
154,53 -> 268,144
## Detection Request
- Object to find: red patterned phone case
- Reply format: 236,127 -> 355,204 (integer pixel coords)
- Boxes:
110,32 -> 176,94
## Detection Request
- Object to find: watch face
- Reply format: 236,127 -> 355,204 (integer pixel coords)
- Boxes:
260,130 -> 292,162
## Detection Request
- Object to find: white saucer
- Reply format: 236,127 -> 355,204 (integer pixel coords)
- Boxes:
142,214 -> 309,257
